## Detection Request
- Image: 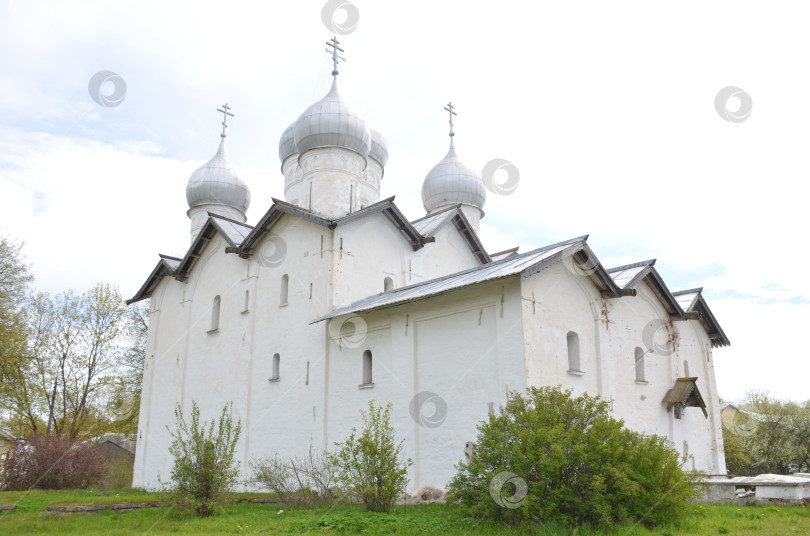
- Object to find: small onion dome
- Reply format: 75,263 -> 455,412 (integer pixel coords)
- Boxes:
369,128 -> 389,167
186,138 -> 251,213
421,143 -> 486,213
278,120 -> 298,164
293,78 -> 371,162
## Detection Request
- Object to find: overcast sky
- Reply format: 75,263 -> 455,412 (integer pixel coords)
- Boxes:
1,0 -> 808,402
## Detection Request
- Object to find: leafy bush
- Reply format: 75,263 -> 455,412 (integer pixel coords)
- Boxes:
163,401 -> 242,516
250,445 -> 337,508
331,401 -> 412,513
1,432 -> 109,490
448,386 -> 701,529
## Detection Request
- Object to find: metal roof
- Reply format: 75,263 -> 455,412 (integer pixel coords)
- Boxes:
211,215 -> 252,246
673,289 -> 701,312
672,288 -> 730,348
410,206 -> 458,237
240,197 -> 428,258
410,205 -> 490,264
175,214 -> 253,281
126,254 -> 182,305
607,259 -> 655,289
490,247 -> 520,261
314,235 -> 613,322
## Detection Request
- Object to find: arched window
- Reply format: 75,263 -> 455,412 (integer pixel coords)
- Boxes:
635,347 -> 646,382
566,331 -> 580,372
280,274 -> 289,306
243,290 -> 249,312
362,350 -> 373,385
210,295 -> 221,331
383,277 -> 394,292
270,353 -> 280,381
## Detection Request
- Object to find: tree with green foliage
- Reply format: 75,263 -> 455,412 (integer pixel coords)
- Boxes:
0,236 -> 34,412
721,423 -> 751,472
4,284 -> 129,438
740,391 -> 810,473
165,401 -> 242,517
331,401 -> 412,513
448,386 -> 701,530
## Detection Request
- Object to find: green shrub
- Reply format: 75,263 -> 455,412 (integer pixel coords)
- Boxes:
331,401 -> 412,513
163,401 -> 242,517
447,386 -> 701,529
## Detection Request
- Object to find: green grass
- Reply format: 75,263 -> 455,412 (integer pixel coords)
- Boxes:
1,490 -> 809,535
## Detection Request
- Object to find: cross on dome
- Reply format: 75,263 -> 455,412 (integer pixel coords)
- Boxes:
325,36 -> 346,77
217,103 -> 234,138
444,102 -> 457,138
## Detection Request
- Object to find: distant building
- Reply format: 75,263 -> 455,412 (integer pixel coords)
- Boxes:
94,436 -> 136,489
129,38 -> 731,491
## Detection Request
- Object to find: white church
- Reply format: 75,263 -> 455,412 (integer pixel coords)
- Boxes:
129,38 -> 731,491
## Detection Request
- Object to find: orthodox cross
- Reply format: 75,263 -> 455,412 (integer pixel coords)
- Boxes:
217,103 -> 234,138
444,102 -> 457,138
325,36 -> 345,76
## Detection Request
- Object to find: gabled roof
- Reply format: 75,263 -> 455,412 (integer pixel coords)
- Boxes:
174,214 -> 253,282
607,259 -> 655,289
490,247 -> 520,261
672,288 -> 731,348
410,205 -> 491,264
126,254 -> 182,305
99,437 -> 135,454
239,197 -> 427,257
663,377 -> 708,418
314,235 -> 622,322
607,260 -> 684,317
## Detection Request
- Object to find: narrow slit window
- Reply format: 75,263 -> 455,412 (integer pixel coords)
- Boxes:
280,274 -> 289,306
383,277 -> 394,292
270,353 -> 280,381
210,295 -> 221,331
566,331 -> 580,372
635,346 -> 645,382
683,360 -> 690,377
362,350 -> 372,385
243,290 -> 249,312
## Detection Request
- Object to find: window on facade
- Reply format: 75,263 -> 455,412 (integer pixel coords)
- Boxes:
362,350 -> 373,385
270,353 -> 280,381
635,346 -> 646,382
383,277 -> 393,292
683,360 -> 690,377
280,274 -> 289,306
210,295 -> 221,331
566,331 -> 580,372
243,290 -> 249,312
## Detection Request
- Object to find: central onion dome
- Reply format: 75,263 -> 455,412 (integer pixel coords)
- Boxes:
292,78 -> 371,163
186,138 -> 251,214
421,141 -> 486,213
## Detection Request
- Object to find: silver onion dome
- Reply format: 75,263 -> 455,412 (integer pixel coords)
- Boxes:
186,138 -> 251,213
278,120 -> 298,164
421,143 -> 486,213
369,129 -> 389,167
293,78 -> 371,161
